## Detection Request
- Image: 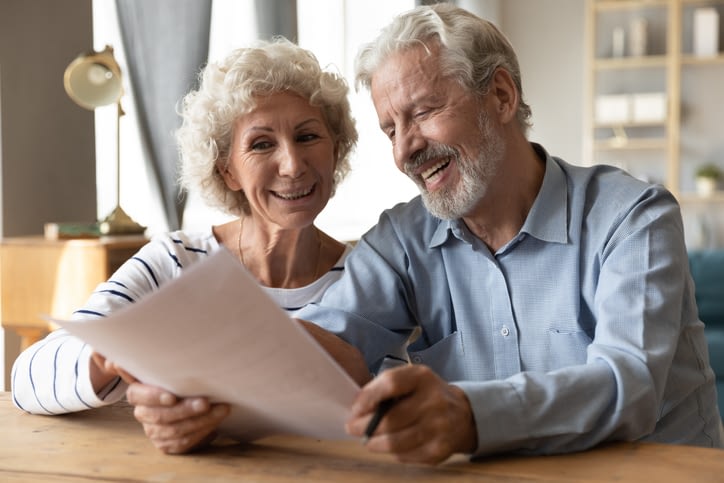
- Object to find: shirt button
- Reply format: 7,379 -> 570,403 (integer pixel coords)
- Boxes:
500,326 -> 510,337
412,355 -> 423,364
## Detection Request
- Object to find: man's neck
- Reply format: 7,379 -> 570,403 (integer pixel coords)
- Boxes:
462,141 -> 545,252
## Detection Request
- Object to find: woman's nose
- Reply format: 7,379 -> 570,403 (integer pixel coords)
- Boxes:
278,144 -> 307,178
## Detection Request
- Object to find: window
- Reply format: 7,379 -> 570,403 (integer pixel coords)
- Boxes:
92,0 -> 417,241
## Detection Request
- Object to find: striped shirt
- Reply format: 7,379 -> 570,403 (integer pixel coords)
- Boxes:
11,229 -> 351,415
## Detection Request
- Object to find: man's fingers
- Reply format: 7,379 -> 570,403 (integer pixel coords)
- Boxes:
351,366 -> 410,416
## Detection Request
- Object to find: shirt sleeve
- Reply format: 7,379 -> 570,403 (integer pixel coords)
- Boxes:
10,236 -> 176,414
11,329 -> 127,414
296,212 -> 420,371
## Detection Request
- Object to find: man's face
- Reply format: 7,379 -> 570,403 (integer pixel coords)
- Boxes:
370,44 -> 505,220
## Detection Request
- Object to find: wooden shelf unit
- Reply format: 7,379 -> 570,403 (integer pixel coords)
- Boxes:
584,0 -> 724,201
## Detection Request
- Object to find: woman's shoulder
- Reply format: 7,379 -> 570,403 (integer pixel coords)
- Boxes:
148,228 -> 220,253
133,228 -> 222,269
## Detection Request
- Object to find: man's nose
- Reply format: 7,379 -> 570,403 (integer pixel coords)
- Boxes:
393,124 -> 426,170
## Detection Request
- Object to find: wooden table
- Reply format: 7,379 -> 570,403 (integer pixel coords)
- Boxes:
0,235 -> 147,350
1,392 -> 722,482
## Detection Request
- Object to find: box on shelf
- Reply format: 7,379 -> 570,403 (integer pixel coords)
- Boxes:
631,92 -> 667,123
693,8 -> 720,57
595,94 -> 630,124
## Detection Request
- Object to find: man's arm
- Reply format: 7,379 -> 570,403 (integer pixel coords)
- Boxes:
296,319 -> 372,386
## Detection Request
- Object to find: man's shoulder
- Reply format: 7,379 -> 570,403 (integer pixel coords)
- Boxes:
359,195 -> 441,249
551,157 -> 680,238
557,158 -> 672,205
378,196 -> 440,232
383,195 -> 428,217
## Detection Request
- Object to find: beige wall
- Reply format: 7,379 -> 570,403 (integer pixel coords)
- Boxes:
0,0 -> 96,390
502,0 -> 586,164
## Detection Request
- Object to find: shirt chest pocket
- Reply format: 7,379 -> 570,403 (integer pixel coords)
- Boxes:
408,331 -> 495,381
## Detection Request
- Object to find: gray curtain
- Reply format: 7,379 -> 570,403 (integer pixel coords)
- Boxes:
255,0 -> 297,41
115,0 -> 212,231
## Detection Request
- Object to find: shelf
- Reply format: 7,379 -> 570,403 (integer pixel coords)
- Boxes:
681,0 -> 724,5
594,55 -> 668,69
594,120 -> 668,128
681,54 -> 724,65
594,138 -> 668,150
594,1 -> 669,11
679,192 -> 724,203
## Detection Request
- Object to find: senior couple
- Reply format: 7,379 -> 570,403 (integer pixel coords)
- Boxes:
12,4 -> 723,464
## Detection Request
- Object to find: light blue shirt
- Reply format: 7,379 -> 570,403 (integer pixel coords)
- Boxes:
298,145 -> 724,456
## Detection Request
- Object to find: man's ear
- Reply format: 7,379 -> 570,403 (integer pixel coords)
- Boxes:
489,67 -> 519,124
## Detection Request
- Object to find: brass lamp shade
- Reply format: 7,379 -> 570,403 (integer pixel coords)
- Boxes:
63,45 -> 145,236
64,46 -> 123,110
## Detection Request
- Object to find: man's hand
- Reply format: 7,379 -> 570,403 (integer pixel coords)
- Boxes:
346,364 -> 478,465
125,383 -> 231,454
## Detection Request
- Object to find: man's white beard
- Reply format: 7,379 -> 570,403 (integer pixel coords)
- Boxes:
405,112 -> 505,220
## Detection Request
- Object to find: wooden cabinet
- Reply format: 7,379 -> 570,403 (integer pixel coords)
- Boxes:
584,0 -> 724,201
0,236 -> 147,350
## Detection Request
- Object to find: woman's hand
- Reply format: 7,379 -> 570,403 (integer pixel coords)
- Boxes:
126,383 -> 231,454
90,351 -> 137,392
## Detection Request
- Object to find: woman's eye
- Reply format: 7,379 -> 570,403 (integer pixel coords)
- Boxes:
251,141 -> 273,151
297,133 -> 320,143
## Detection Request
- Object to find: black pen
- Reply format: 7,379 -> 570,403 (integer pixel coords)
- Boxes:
361,354 -> 409,445
362,397 -> 396,444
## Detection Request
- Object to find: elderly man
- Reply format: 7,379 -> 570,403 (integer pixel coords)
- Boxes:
119,3 -> 723,465
299,3 -> 723,463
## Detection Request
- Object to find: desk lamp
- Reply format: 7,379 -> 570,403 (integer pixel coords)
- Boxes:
63,45 -> 145,235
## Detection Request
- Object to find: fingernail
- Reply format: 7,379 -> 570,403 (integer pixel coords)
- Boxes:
160,392 -> 175,405
212,405 -> 228,417
191,399 -> 206,412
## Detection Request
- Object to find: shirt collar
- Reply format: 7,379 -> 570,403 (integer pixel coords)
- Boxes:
520,144 -> 569,244
428,143 -> 569,249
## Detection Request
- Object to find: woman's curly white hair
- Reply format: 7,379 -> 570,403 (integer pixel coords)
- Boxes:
177,37 -> 357,216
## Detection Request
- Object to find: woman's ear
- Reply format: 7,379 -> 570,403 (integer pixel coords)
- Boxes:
489,67 -> 519,124
220,163 -> 242,191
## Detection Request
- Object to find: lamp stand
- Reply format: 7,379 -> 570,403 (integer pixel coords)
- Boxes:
99,101 -> 146,236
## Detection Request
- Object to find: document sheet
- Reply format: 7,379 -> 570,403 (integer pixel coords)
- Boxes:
53,248 -> 360,442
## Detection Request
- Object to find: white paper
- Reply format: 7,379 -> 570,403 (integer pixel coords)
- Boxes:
52,248 -> 360,442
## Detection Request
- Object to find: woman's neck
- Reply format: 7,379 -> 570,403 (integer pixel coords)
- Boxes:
215,218 -> 343,289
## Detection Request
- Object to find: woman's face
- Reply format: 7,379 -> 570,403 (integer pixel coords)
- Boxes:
223,91 -> 337,230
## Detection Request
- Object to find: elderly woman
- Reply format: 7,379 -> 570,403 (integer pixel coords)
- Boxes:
12,38 -> 369,452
